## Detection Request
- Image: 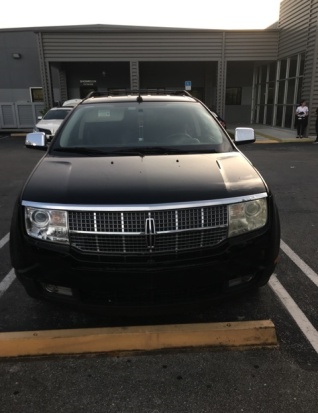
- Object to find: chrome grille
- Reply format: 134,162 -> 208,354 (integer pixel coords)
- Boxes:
68,205 -> 228,254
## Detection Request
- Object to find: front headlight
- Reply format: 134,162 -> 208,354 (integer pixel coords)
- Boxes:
228,198 -> 267,237
25,207 -> 69,244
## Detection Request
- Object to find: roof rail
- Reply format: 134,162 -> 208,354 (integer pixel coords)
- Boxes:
83,89 -> 194,100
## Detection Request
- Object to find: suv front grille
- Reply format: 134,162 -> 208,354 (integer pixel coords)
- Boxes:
68,205 -> 228,255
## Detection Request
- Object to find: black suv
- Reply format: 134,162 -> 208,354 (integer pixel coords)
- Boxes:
10,90 -> 280,312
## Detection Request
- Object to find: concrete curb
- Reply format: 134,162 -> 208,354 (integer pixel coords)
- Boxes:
255,132 -> 315,143
0,320 -> 277,358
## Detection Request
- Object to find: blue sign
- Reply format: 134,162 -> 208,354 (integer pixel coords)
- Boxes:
185,81 -> 192,91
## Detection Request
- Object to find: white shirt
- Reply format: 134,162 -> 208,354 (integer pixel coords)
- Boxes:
296,105 -> 309,118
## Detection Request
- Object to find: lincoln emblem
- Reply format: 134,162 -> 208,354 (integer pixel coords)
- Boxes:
145,218 -> 156,249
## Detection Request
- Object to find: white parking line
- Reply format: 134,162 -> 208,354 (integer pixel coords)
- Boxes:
0,233 -> 9,250
280,239 -> 318,288
0,234 -> 14,298
269,274 -> 318,353
0,269 -> 15,298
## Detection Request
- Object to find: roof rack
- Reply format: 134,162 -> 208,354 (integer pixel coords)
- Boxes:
84,89 -> 194,100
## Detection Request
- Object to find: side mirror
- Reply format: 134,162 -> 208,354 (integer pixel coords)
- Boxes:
25,132 -> 47,150
37,116 -> 43,120
234,127 -> 255,145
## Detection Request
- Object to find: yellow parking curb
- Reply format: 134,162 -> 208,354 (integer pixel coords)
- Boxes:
0,320 -> 277,358
255,139 -> 279,144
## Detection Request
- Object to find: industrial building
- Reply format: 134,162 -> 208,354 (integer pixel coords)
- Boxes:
1,0 -> 318,135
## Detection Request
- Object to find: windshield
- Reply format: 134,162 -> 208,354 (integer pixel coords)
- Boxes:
43,109 -> 71,120
51,102 -> 234,154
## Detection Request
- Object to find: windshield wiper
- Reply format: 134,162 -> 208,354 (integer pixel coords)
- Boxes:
105,147 -> 146,156
53,146 -> 215,156
108,147 -> 192,155
53,147 -> 109,155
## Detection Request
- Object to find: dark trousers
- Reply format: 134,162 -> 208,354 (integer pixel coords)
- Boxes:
296,118 -> 307,136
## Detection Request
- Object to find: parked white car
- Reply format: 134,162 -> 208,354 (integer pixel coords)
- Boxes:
34,107 -> 72,141
62,99 -> 82,107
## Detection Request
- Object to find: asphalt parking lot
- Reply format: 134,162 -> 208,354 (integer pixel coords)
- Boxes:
1,135 -> 318,412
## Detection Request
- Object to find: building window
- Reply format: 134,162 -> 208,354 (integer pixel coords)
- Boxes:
226,87 -> 242,105
30,87 -> 43,102
253,53 -> 305,128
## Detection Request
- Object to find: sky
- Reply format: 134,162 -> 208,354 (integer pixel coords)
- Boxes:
0,0 -> 282,30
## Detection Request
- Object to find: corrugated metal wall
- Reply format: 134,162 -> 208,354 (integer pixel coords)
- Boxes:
224,31 -> 279,60
130,61 -> 139,90
37,27 -> 279,116
37,33 -> 53,108
39,29 -> 279,61
40,31 -> 225,61
303,0 -> 318,136
59,69 -> 68,103
278,0 -> 312,57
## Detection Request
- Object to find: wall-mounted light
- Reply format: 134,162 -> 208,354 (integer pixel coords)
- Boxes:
12,53 -> 21,59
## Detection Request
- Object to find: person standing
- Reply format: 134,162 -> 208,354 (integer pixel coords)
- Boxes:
295,100 -> 309,138
314,108 -> 318,144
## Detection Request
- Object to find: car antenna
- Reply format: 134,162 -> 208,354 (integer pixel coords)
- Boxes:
137,93 -> 143,103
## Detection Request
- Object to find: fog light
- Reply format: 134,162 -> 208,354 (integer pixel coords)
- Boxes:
42,283 -> 73,296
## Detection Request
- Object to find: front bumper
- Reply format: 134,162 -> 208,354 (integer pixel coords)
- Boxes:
10,198 -> 280,312
12,234 -> 279,313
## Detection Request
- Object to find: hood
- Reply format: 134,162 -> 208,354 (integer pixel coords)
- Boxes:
22,152 -> 267,205
35,119 -> 64,135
